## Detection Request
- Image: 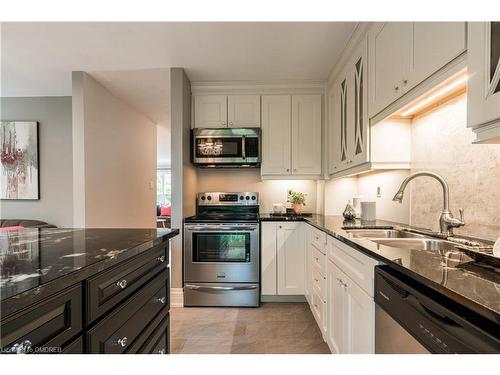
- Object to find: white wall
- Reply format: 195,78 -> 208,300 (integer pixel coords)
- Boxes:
170,68 -> 196,288
196,169 -> 321,214
72,72 -> 156,228
0,96 -> 73,227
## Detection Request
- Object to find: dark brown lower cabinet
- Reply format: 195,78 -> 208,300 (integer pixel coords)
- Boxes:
1,243 -> 170,354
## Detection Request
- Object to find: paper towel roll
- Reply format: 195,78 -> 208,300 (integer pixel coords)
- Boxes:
361,201 -> 376,221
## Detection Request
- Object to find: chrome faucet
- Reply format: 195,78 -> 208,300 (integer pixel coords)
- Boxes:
392,171 -> 465,238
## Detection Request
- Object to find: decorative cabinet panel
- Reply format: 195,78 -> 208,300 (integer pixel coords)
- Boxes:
328,37 -> 369,174
467,22 -> 500,143
261,95 -> 292,175
194,95 -> 228,128
291,95 -> 322,175
368,22 -> 413,117
227,95 -> 261,128
276,222 -> 305,295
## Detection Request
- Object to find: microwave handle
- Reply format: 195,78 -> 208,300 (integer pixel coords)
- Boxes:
242,136 -> 246,160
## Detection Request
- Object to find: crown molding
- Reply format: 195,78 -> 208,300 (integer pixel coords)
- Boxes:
191,80 -> 326,95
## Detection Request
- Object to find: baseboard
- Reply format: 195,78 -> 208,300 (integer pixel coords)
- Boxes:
260,295 -> 307,303
170,288 -> 184,307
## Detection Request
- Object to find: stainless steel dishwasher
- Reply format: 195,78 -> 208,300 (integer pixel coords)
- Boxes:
374,265 -> 500,354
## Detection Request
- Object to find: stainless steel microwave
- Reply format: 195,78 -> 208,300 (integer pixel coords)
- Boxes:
191,128 -> 260,167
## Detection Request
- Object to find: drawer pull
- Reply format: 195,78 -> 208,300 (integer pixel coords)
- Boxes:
156,348 -> 166,354
155,296 -> 167,304
114,337 -> 128,347
314,278 -> 319,282
10,339 -> 32,354
116,279 -> 128,289
156,255 -> 166,263
314,257 -> 319,262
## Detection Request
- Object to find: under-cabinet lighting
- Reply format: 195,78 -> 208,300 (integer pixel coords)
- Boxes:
400,73 -> 468,117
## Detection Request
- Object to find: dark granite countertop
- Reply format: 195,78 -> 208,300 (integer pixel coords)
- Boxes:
0,228 -> 179,316
260,213 -> 500,326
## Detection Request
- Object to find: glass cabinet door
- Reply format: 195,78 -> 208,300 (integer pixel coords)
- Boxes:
489,22 -> 500,95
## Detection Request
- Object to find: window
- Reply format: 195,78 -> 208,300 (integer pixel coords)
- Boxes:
157,168 -> 171,206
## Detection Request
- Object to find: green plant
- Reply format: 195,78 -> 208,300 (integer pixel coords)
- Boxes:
288,191 -> 306,206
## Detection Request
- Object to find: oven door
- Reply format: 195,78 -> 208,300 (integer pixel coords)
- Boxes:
184,223 -> 259,283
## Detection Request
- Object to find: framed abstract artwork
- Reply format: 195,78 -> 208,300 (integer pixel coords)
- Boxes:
0,121 -> 40,200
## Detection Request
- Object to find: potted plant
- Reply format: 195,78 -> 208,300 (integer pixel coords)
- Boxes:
288,191 -> 307,215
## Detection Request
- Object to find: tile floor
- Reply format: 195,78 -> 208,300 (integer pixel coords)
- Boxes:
170,302 -> 331,354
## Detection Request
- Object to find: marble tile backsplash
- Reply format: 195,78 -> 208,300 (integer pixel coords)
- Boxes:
410,94 -> 500,241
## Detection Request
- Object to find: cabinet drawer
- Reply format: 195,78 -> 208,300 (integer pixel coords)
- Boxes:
310,226 -> 327,254
86,245 -> 168,323
1,284 -> 82,353
311,266 -> 326,302
138,314 -> 169,354
311,246 -> 326,277
327,236 -> 377,297
62,336 -> 84,354
87,270 -> 169,354
311,290 -> 326,334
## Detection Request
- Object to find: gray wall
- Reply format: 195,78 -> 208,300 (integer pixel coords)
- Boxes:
170,68 -> 196,288
0,96 -> 73,227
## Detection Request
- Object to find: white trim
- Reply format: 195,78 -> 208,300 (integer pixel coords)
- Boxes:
191,80 -> 325,95
170,287 -> 184,307
472,119 -> 500,144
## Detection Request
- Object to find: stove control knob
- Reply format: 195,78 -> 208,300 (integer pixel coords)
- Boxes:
251,196 -> 256,200
245,196 -> 250,200
201,196 -> 206,201
207,196 -> 212,201
239,196 -> 244,200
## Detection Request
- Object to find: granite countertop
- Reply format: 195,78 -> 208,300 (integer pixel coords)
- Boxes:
0,227 -> 179,315
261,213 -> 500,325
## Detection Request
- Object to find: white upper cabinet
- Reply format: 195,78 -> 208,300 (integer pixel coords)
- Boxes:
328,37 -> 369,174
369,22 -> 413,117
261,95 -> 292,175
467,22 -> 500,143
227,95 -> 261,128
411,22 -> 466,86
369,22 -> 467,119
277,222 -> 305,295
194,95 -> 228,128
291,95 -> 322,175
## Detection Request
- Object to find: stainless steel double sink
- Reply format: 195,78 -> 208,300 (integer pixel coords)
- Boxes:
345,229 -> 458,251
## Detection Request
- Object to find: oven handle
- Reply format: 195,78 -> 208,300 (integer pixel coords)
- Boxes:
185,284 -> 258,291
185,225 -> 258,231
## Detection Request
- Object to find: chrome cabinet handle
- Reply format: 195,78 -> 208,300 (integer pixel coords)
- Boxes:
156,348 -> 166,354
114,337 -> 128,347
394,85 -> 399,91
116,279 -> 127,289
155,296 -> 167,304
229,122 -> 233,126
403,79 -> 408,85
10,339 -> 32,354
222,121 -> 226,125
286,168 -> 290,172
156,255 -> 166,263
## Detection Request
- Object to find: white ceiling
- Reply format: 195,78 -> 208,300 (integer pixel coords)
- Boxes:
1,22 -> 357,165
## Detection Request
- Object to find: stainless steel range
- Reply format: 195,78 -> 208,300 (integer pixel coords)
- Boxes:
183,192 -> 260,307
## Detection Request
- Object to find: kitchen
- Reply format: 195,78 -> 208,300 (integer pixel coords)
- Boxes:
0,8 -> 499,373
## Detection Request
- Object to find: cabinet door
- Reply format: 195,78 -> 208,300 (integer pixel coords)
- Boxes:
227,95 -> 261,128
326,259 -> 345,354
411,22 -> 466,88
347,38 -> 369,167
304,226 -> 312,301
467,22 -> 500,140
261,95 -> 292,175
369,22 -> 413,117
344,274 -> 375,354
291,95 -> 322,175
194,95 -> 228,128
276,222 -> 305,295
327,86 -> 340,175
261,222 -> 278,295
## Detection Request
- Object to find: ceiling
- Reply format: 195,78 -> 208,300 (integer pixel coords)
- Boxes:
1,22 -> 357,165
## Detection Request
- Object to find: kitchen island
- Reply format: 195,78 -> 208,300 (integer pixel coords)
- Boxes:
0,227 -> 178,354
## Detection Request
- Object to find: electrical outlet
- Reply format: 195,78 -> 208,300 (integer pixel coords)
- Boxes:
377,186 -> 381,198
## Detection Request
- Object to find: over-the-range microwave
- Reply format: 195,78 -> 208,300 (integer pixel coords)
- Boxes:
191,128 -> 260,167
